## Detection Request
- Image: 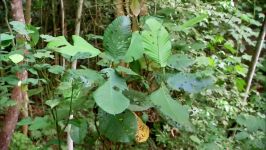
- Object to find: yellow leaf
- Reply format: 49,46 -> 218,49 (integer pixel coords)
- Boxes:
134,113 -> 149,143
130,0 -> 141,17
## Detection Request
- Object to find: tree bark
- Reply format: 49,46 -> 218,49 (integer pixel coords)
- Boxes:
25,0 -> 31,24
0,0 -> 28,149
115,0 -> 125,16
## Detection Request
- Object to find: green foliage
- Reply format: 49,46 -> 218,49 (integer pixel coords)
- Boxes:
141,18 -> 172,67
47,35 -> 100,59
9,132 -> 37,150
93,68 -> 130,114
103,16 -> 131,61
150,84 -> 191,127
0,0 -> 265,149
167,73 -> 213,93
98,109 -> 137,143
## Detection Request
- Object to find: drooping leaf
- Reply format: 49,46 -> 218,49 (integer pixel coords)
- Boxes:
48,65 -> 65,75
72,35 -> 101,58
124,32 -> 144,62
167,54 -> 195,70
29,116 -> 50,130
10,21 -> 30,35
9,54 -> 24,64
130,0 -> 141,16
175,14 -> 208,31
27,25 -> 40,47
116,66 -> 139,76
0,33 -> 14,41
45,99 -> 60,109
167,73 -> 213,93
141,18 -> 171,67
93,68 -> 130,114
98,109 -> 137,143
150,84 -> 190,126
103,16 -> 131,60
17,117 -> 33,126
47,35 -> 100,58
135,113 -> 149,143
70,119 -> 87,144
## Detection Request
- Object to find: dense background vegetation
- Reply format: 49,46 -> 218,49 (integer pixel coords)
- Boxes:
0,0 -> 265,149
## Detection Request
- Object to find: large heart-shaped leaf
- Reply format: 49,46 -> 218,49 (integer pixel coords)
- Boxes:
141,18 -> 171,67
103,16 -> 131,61
47,35 -> 100,58
93,68 -> 130,114
98,109 -> 137,143
150,84 -> 190,127
167,54 -> 195,70
167,73 -> 213,93
72,35 -> 101,57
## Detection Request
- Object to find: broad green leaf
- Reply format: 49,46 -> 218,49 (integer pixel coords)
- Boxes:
124,32 -> 144,62
116,66 -> 139,76
72,35 -> 101,58
9,54 -> 24,64
190,135 -> 201,144
0,33 -> 14,41
141,18 -> 171,67
167,54 -> 194,70
34,51 -> 54,59
10,21 -> 30,35
167,73 -> 213,93
17,117 -> 33,126
48,65 -> 65,74
235,78 -> 246,92
175,14 -> 208,31
40,34 -> 56,42
27,25 -> 40,47
235,131 -> 249,140
47,35 -> 100,58
70,119 -> 87,144
150,84 -> 190,126
123,89 -> 153,111
103,16 -> 131,60
29,116 -> 50,130
93,69 -> 129,114
45,99 -> 60,109
98,109 -> 137,143
47,36 -> 71,49
236,115 -> 266,132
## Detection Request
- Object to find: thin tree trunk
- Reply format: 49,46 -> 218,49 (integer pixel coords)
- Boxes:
115,0 -> 125,16
68,1 -> 84,149
22,0 -> 32,136
244,15 -> 266,102
52,0 -> 59,65
71,0 -> 84,69
25,0 -> 31,24
60,0 -> 66,69
0,1 -> 28,149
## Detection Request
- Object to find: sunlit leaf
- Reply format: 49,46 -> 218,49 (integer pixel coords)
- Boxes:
9,54 -> 24,64
141,18 -> 171,67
